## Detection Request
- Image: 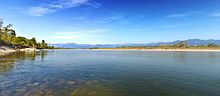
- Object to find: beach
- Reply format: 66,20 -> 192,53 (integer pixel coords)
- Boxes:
0,46 -> 37,56
0,46 -> 17,56
90,48 -> 220,52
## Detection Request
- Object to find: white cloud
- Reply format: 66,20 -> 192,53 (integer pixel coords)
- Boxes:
166,14 -> 189,18
28,7 -> 55,16
90,15 -> 127,25
28,0 -> 100,16
53,35 -> 81,39
166,11 -> 203,18
52,29 -> 105,39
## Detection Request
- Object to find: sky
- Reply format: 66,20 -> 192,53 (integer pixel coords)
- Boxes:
0,0 -> 220,44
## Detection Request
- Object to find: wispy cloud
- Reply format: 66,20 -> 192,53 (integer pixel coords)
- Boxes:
91,14 -> 137,25
89,15 -> 126,25
166,11 -> 203,18
53,35 -> 81,39
212,12 -> 220,17
28,7 -> 56,16
28,0 -> 100,16
52,29 -> 105,39
166,14 -> 189,18
109,16 -> 124,20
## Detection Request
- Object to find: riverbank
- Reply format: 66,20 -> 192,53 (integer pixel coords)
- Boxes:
90,48 -> 220,52
0,46 -> 37,56
0,46 -> 17,56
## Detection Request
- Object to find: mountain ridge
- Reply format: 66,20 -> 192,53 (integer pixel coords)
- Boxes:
49,39 -> 220,48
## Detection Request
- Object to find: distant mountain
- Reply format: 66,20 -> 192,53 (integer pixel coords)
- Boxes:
49,43 -> 149,49
49,39 -> 220,48
148,39 -> 220,46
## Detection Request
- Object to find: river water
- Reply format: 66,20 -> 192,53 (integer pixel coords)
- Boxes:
0,50 -> 220,96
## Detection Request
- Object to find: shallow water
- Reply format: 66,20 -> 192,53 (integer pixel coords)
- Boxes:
0,50 -> 220,96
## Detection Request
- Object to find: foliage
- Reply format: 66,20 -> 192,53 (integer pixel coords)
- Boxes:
37,40 -> 51,49
117,41 -> 220,49
0,19 -> 54,49
207,43 -> 218,47
174,41 -> 187,48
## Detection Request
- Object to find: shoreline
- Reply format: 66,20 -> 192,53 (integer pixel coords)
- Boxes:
89,48 -> 220,52
0,46 -> 17,56
50,48 -> 220,52
0,46 -> 37,56
2,47 -> 220,56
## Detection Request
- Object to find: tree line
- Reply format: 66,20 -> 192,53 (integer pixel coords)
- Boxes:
0,19 -> 54,49
173,41 -> 219,48
118,41 -> 219,49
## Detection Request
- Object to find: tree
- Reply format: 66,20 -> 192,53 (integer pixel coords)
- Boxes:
208,43 -> 218,47
6,24 -> 12,29
0,18 -> 54,49
41,40 -> 46,48
1,24 -> 16,37
15,36 -> 30,48
37,40 -> 48,49
30,37 -> 37,48
3,24 -> 13,33
5,29 -> 16,37
174,41 -> 187,48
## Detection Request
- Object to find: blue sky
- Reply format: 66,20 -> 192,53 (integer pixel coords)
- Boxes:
0,0 -> 220,44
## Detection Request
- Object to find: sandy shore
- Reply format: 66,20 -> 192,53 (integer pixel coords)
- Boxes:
0,46 -> 37,56
90,48 -> 220,52
18,48 -> 37,52
0,46 -> 17,56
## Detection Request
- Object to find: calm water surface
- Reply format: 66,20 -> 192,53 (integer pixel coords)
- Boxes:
0,50 -> 220,96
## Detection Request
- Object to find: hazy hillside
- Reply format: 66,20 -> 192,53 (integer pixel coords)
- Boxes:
148,39 -> 220,46
50,43 -> 148,49
49,39 -> 220,48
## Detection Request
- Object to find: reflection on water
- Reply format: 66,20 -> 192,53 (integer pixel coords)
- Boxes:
0,58 -> 15,74
0,51 -> 48,74
1,50 -> 220,96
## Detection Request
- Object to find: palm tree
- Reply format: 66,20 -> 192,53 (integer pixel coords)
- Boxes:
41,40 -> 47,48
1,24 -> 16,37
30,37 -> 37,48
7,29 -> 16,36
4,24 -> 13,33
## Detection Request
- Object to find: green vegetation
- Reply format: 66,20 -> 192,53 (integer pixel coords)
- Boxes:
117,41 -> 220,49
174,41 -> 187,48
207,43 -> 218,47
0,19 -> 53,49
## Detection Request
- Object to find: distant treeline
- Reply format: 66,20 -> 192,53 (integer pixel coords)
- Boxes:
0,19 -> 54,49
117,41 -> 220,49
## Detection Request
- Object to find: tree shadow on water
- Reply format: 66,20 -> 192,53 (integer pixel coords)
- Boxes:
0,50 -> 48,74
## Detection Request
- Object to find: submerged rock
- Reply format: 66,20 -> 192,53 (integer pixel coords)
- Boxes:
70,80 -> 115,96
67,80 -> 75,85
33,83 -> 39,86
